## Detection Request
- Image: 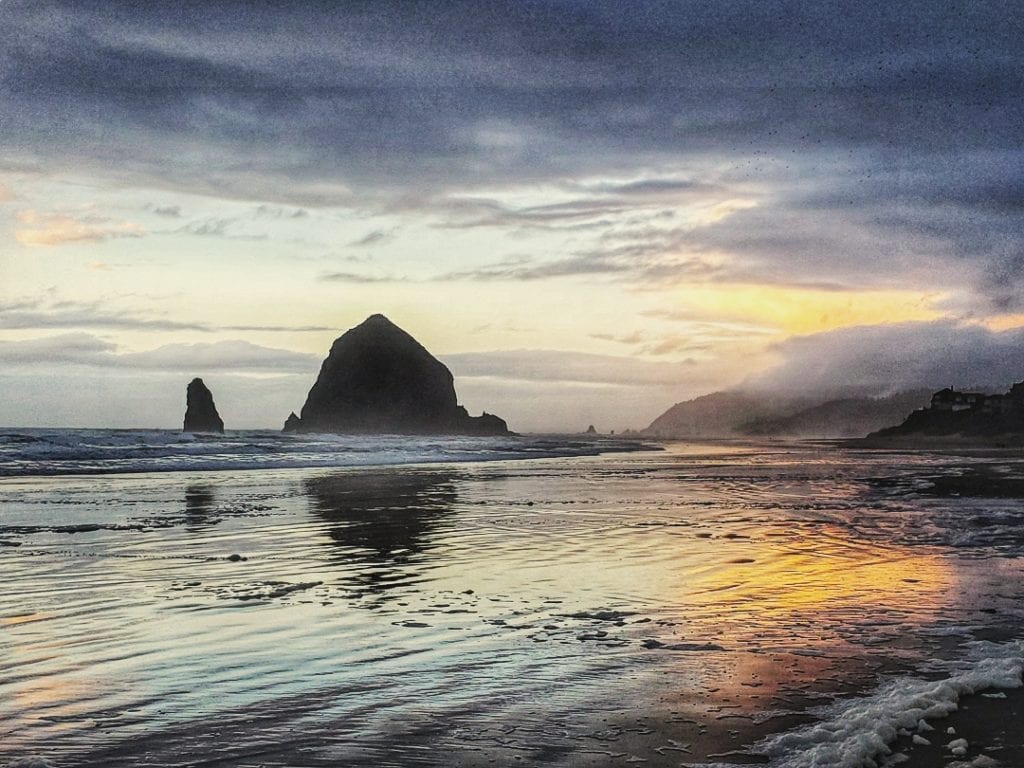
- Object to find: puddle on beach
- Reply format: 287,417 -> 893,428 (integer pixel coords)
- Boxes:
1,443 -> 1023,766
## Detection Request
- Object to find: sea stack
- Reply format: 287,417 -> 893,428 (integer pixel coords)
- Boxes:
183,378 -> 224,433
284,314 -> 510,435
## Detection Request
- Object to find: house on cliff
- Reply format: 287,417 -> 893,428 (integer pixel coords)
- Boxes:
870,380 -> 1024,440
925,381 -> 1024,418
930,388 -> 987,412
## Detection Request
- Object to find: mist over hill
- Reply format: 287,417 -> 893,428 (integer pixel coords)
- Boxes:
643,390 -> 933,439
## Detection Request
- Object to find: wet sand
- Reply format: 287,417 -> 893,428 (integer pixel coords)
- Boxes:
891,686 -> 1024,767
1,443 -> 1023,767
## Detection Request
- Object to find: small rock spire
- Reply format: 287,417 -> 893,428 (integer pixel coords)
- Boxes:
183,377 -> 225,433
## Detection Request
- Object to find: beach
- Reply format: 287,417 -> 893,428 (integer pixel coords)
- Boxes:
1,435 -> 1023,767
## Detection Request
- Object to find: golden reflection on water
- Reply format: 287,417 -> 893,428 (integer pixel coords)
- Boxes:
648,525 -> 963,716
682,525 -> 957,638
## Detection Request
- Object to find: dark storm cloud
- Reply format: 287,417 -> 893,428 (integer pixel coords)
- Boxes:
1,0 -> 1022,305
4,1 -> 1020,185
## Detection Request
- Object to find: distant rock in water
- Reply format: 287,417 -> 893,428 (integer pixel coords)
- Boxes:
285,314 -> 511,435
585,425 -> 597,434
183,378 -> 224,433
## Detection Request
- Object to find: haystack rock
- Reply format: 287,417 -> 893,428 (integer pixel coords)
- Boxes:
284,314 -> 510,435
183,378 -> 224,433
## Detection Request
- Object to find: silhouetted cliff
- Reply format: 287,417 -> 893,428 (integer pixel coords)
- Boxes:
869,382 -> 1024,440
284,314 -> 510,435
643,392 -> 805,438
644,390 -> 932,439
743,390 -> 932,438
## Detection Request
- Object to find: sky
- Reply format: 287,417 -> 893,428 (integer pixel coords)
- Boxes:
1,0 -> 1023,432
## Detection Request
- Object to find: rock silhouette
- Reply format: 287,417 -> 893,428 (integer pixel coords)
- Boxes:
285,314 -> 510,435
183,378 -> 224,433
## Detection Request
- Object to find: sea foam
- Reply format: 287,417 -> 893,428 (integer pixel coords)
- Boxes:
754,639 -> 1024,768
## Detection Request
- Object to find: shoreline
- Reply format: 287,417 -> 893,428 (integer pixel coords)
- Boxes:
0,430 -> 661,481
895,686 -> 1024,767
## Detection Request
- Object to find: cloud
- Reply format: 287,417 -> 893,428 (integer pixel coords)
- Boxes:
0,298 -> 334,333
178,216 -> 267,240
0,299 -> 210,332
589,330 -> 722,356
747,321 -> 1024,398
435,197 -> 631,231
116,340 -> 318,372
254,204 -> 307,219
150,204 -> 181,217
441,250 -> 724,284
0,333 -> 319,373
4,2 -> 1018,195
347,229 -> 394,247
0,180 -> 15,202
221,324 -> 333,333
181,217 -> 232,236
0,1 -> 1021,311
318,271 -> 402,284
584,178 -> 721,198
442,349 -> 700,387
0,333 -> 117,364
14,209 -> 144,246
454,376 -> 671,434
445,349 -> 750,432
441,255 -> 632,282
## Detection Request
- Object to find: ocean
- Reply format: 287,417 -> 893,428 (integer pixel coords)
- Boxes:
1,431 -> 1022,767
